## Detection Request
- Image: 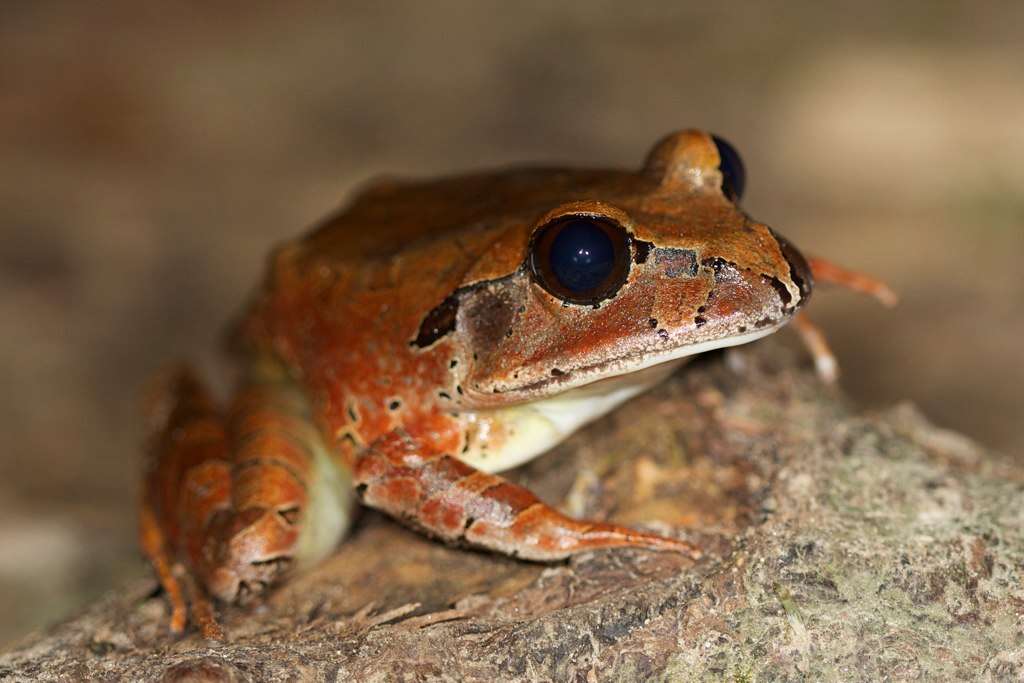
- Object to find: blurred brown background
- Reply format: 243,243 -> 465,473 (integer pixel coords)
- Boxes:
1,2 -> 1021,644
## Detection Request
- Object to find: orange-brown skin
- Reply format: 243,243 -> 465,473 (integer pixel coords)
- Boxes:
141,130 -> 891,638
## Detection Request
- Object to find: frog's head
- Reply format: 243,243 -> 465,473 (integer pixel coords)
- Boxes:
430,130 -> 812,408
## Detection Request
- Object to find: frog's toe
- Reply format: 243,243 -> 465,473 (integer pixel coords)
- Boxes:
204,506 -> 299,604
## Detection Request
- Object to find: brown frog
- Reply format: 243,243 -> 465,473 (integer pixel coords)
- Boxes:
140,129 -> 893,638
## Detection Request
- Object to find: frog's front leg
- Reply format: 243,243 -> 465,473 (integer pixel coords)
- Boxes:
354,430 -> 701,560
140,362 -> 353,638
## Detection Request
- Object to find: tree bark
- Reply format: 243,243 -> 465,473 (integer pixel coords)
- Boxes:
3,340 -> 1022,682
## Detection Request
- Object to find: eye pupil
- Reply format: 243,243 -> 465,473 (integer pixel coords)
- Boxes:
530,215 -> 631,305
549,219 -> 615,292
711,134 -> 746,202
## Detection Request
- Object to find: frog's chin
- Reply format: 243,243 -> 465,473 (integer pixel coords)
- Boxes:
457,322 -> 783,474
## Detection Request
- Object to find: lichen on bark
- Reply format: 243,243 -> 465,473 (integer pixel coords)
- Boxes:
2,340 -> 1022,681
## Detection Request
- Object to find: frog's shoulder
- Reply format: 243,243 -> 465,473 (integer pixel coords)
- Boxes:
297,166 -> 642,264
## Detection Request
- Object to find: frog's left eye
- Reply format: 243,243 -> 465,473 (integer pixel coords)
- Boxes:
711,134 -> 746,202
529,215 -> 631,305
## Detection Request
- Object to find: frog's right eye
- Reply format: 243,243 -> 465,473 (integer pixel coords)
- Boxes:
529,215 -> 631,305
711,134 -> 746,202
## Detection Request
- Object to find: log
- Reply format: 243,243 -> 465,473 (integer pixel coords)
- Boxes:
2,340 -> 1022,681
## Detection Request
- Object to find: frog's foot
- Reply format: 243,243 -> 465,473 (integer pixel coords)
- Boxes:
140,365 -> 352,638
355,430 -> 702,561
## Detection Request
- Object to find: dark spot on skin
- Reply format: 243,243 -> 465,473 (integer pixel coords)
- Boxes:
412,292 -> 459,348
738,325 -> 748,334
492,387 -> 500,393
657,328 -> 670,341
462,283 -> 519,348
697,305 -> 706,313
517,305 -> 526,313
764,275 -> 792,307
355,483 -> 368,499
473,352 -> 478,361
347,403 -> 358,423
389,400 -> 401,411
550,368 -> 566,377
633,239 -> 653,264
656,248 -> 698,278
754,317 -> 775,329
694,316 -> 707,327
438,391 -> 451,400
463,516 -> 476,531
702,256 -> 733,276
648,318 -> 658,328
456,385 -> 464,395
450,359 -> 458,368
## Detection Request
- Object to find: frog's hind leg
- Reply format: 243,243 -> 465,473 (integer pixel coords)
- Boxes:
354,431 -> 701,561
141,368 -> 232,638
140,363 -> 353,637
206,363 -> 354,605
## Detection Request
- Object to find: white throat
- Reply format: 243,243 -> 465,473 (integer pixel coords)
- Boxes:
459,325 -> 780,474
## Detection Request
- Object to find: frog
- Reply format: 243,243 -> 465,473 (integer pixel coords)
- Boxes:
140,129 -> 894,638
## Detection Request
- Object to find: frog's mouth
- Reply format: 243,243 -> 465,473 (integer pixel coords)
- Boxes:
487,319 -> 787,403
458,321 -> 786,474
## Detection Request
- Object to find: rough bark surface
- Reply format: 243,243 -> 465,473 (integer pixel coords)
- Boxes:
2,341 -> 1022,682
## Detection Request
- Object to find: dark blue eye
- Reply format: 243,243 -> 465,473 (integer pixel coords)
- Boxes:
711,134 -> 746,202
530,215 -> 631,304
549,219 -> 614,290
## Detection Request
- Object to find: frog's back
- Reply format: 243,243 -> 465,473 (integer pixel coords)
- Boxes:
298,167 -> 643,266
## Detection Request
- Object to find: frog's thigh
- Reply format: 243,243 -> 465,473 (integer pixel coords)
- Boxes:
354,431 -> 700,561
211,369 -> 355,603
143,367 -> 354,635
